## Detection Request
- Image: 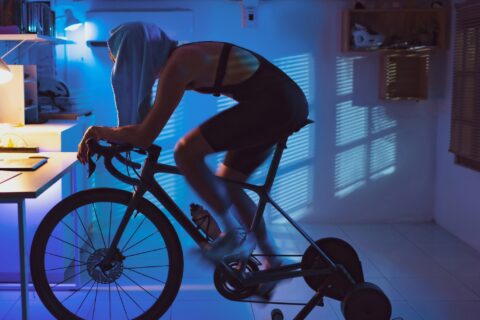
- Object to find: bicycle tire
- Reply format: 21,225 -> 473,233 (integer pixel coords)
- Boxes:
30,188 -> 183,320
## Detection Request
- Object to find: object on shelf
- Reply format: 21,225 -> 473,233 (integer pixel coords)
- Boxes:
40,108 -> 92,121
0,0 -> 23,30
0,146 -> 39,153
25,1 -> 55,36
342,8 -> 448,52
0,25 -> 19,34
354,1 -> 366,9
23,65 -> 43,124
431,1 -> 444,9
352,23 -> 384,49
0,132 -> 39,153
38,78 -> 71,111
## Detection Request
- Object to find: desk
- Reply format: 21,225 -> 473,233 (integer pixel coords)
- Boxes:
0,152 -> 78,320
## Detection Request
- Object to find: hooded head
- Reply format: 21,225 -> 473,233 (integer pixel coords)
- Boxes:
107,22 -> 178,126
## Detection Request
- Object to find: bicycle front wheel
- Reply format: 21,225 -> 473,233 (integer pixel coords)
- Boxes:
31,188 -> 183,320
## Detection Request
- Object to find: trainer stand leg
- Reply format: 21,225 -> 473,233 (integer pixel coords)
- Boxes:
293,290 -> 324,320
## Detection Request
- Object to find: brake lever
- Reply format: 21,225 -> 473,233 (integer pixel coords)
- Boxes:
87,157 -> 97,177
86,138 -> 99,177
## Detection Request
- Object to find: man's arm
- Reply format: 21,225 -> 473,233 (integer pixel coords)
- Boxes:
77,48 -> 204,163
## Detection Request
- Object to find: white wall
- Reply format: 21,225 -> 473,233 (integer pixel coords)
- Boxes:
434,1 -> 480,253
56,0 -> 442,224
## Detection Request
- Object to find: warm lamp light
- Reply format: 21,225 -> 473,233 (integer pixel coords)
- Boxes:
0,58 -> 12,84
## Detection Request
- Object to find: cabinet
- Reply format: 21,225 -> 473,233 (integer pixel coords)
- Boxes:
0,118 -> 93,283
342,9 -> 449,52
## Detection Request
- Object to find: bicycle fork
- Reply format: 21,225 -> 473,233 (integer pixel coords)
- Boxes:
100,185 -> 147,271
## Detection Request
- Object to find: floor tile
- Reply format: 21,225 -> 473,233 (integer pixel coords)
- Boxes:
5,302 -> 172,320
172,299 -> 254,320
386,275 -> 479,301
457,275 -> 480,298
358,243 -> 451,277
0,293 -> 19,302
418,243 -> 480,277
252,299 -> 340,320
0,299 -> 17,320
176,277 -> 224,301
409,300 -> 480,320
339,224 -> 405,246
393,223 -> 466,247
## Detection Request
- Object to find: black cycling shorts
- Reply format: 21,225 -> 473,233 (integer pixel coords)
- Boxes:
199,83 -> 308,176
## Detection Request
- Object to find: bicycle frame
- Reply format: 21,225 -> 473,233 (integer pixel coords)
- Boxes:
91,135 -> 337,283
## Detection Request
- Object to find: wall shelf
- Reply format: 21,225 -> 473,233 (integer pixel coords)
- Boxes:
342,8 -> 449,52
0,34 -> 68,44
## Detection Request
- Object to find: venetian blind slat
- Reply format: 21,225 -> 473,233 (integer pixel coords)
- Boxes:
450,2 -> 480,168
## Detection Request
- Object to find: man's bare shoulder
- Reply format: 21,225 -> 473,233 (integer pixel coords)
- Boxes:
167,45 -> 210,75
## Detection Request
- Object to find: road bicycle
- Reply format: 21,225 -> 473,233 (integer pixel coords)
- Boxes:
30,119 -> 392,320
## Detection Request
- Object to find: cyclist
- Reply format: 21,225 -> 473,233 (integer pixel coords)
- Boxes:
77,22 -> 308,290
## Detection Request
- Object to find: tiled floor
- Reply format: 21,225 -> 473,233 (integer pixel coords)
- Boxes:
2,222 -> 480,319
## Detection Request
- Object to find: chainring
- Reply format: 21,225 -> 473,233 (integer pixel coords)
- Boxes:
213,258 -> 260,300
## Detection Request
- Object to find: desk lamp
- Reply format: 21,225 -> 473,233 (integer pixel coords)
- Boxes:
0,53 -> 39,152
0,57 -> 12,84
0,38 -> 26,89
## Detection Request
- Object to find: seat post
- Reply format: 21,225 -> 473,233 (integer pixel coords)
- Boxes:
263,136 -> 288,192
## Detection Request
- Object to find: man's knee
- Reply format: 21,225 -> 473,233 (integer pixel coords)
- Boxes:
174,130 -> 214,167
174,137 -> 194,166
216,163 -> 248,182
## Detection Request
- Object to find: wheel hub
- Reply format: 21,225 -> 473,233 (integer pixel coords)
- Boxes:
87,248 -> 124,284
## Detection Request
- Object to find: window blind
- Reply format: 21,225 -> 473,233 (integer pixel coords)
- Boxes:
450,1 -> 480,170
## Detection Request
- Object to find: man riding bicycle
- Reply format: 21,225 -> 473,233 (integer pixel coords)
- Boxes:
77,22 -> 309,295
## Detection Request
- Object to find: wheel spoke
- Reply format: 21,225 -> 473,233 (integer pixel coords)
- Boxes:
92,203 -> 107,248
108,283 -> 112,320
123,231 -> 161,254
75,209 -> 97,251
125,265 -> 169,270
108,202 -> 113,246
75,280 -> 96,315
50,268 -> 88,290
115,280 -> 145,313
46,251 -> 85,264
61,220 -> 96,252
51,234 -> 93,254
91,281 -> 99,319
124,247 -> 166,259
124,268 -> 166,284
46,262 -> 88,272
60,278 -> 94,304
120,215 -> 146,252
122,272 -> 158,300
114,281 -> 130,320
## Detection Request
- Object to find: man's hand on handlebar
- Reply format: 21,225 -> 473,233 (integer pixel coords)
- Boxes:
77,126 -> 101,165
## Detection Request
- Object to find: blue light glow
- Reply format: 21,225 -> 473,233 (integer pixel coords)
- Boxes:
336,100 -> 368,147
274,53 -> 313,103
334,57 -> 398,198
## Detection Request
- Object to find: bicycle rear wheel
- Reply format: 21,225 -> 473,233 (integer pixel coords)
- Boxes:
31,188 -> 183,320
